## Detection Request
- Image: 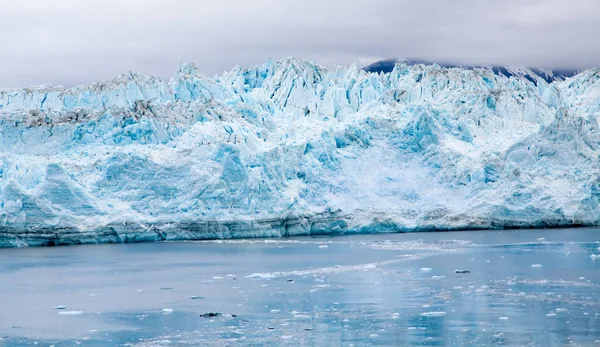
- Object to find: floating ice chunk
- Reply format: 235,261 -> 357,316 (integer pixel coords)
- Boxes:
555,308 -> 568,313
246,273 -> 276,279
420,311 -> 446,317
59,311 -> 83,315
162,308 -> 174,313
318,245 -> 328,249
420,268 -> 433,273
499,316 -> 509,320
591,254 -> 600,259
546,313 -> 557,317
531,264 -> 543,268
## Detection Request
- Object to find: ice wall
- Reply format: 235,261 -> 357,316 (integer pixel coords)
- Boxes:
1,58 -> 599,247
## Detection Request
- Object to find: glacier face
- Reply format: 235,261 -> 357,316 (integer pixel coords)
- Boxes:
1,58 -> 600,247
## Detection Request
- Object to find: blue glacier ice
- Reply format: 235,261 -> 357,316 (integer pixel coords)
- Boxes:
1,58 -> 600,247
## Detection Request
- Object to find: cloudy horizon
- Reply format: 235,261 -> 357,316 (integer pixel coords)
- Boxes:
1,0 -> 599,89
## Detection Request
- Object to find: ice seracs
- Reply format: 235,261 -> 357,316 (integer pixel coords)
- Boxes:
1,58 -> 600,247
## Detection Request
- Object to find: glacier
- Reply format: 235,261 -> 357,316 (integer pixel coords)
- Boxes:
1,57 -> 600,247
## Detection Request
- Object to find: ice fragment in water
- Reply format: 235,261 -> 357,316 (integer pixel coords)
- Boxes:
420,312 -> 447,317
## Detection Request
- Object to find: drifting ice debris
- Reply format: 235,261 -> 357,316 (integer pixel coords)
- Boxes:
420,268 -> 433,273
591,254 -> 600,259
58,311 -> 83,315
455,270 -> 470,274
2,58 -> 600,247
200,312 -> 222,318
531,264 -> 543,268
420,312 -> 447,317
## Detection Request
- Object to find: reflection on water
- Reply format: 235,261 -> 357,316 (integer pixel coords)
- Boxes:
0,228 -> 599,346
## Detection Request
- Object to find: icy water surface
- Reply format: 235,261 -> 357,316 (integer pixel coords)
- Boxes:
1,229 -> 600,346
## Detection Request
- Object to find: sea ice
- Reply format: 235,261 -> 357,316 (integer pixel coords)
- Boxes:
420,312 -> 447,317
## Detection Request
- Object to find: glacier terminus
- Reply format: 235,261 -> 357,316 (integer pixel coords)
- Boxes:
1,58 -> 600,247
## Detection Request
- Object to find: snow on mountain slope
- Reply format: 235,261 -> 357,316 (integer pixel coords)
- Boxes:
363,58 -> 581,84
1,58 -> 599,247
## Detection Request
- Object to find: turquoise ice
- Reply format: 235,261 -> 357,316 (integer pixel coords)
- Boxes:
1,58 -> 600,246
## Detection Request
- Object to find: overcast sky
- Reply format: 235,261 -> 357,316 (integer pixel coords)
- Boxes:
1,0 -> 599,89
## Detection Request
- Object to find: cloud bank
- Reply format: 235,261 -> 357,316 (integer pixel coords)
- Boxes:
0,0 -> 598,88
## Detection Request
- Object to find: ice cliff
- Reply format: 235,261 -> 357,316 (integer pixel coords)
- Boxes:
1,58 -> 599,247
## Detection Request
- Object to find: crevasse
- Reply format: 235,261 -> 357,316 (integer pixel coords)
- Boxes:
1,58 -> 599,247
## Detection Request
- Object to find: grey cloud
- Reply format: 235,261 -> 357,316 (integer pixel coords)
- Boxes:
0,0 -> 598,89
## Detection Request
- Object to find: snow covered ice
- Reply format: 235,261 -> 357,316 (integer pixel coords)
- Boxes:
1,57 -> 600,247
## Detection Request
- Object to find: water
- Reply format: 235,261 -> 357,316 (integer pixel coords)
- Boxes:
1,228 -> 599,346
